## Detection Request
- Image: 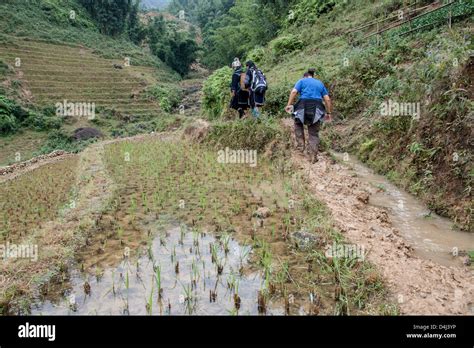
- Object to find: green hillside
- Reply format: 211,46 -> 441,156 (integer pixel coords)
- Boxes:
0,0 -> 191,165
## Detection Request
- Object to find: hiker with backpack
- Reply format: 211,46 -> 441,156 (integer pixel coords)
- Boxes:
244,60 -> 267,118
285,68 -> 333,163
230,58 -> 250,118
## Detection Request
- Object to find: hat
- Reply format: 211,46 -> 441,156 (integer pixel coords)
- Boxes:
232,58 -> 241,68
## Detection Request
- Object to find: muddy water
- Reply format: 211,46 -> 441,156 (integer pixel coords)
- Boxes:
32,223 -> 283,315
332,152 -> 474,268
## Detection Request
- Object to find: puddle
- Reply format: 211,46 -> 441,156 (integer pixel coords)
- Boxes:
32,222 -> 284,315
332,152 -> 474,268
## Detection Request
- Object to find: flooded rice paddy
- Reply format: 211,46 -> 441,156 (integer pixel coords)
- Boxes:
31,139 -> 392,315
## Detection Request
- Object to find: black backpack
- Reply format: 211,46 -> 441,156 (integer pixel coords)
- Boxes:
252,68 -> 268,93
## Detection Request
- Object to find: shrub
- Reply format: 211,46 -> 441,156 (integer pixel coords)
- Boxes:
246,46 -> 266,66
287,0 -> 337,24
265,82 -> 292,115
0,113 -> 18,134
270,35 -> 304,57
146,84 -> 182,113
0,95 -> 21,135
36,130 -> 94,155
25,112 -> 62,131
205,118 -> 282,152
202,66 -> 233,119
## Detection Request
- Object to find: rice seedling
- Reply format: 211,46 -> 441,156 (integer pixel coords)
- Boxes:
210,242 -> 218,264
226,272 -> 237,291
146,278 -> 154,315
209,289 -> 217,302
129,196 -> 137,216
147,245 -> 154,262
220,233 -> 231,254
239,246 -> 250,266
111,271 -> 116,296
257,290 -> 266,314
192,229 -> 199,247
181,282 -> 196,314
160,232 -> 166,246
154,264 -> 162,300
95,267 -> 103,282
216,257 -> 224,275
179,224 -> 186,245
191,260 -> 199,289
171,245 -> 176,263
233,280 -> 241,310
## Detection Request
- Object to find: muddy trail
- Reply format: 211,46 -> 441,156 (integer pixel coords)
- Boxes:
282,119 -> 473,315
2,82 -> 473,315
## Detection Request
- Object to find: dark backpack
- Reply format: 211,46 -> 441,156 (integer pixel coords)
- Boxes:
252,69 -> 267,93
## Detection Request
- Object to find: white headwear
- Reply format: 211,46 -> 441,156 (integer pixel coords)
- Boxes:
232,57 -> 241,68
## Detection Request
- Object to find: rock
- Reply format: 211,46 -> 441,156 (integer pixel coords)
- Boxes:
290,231 -> 321,250
356,191 -> 370,204
462,256 -> 471,266
376,211 -> 390,224
72,127 -> 103,141
182,119 -> 210,142
254,207 -> 271,218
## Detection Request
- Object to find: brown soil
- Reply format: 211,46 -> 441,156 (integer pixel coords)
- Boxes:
283,119 -> 473,314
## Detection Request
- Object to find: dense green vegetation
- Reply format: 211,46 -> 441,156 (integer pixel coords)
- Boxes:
147,15 -> 198,76
168,0 -> 292,67
0,96 -> 62,135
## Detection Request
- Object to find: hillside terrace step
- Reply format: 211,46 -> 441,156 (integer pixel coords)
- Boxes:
25,79 -> 144,85
0,53 -> 115,65
0,48 -> 110,60
29,86 -> 142,94
0,50 -> 159,67
20,74 -> 144,82
35,99 -> 159,106
0,57 -> 109,66
0,57 -> 128,67
27,83 -> 145,88
13,66 -> 147,73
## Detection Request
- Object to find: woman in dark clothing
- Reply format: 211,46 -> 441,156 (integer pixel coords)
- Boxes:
230,58 -> 249,118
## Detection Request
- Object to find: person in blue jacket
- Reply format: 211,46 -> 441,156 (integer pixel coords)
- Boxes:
285,68 -> 333,163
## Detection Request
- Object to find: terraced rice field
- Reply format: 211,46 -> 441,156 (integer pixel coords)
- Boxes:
0,39 -> 171,119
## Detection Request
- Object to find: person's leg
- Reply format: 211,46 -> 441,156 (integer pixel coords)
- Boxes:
294,119 -> 305,153
252,107 -> 260,118
307,121 -> 321,163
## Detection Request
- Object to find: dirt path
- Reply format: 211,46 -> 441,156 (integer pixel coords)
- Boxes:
0,150 -> 75,183
283,119 -> 473,315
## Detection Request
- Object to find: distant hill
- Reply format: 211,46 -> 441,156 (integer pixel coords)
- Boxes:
141,0 -> 171,10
